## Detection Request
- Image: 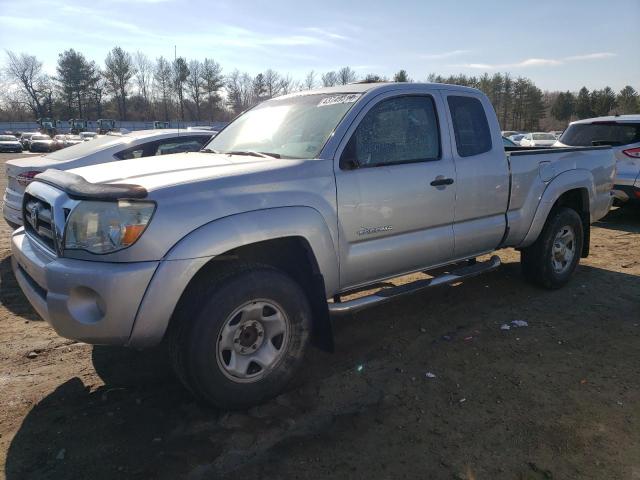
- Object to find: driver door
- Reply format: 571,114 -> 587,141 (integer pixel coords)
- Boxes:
334,92 -> 457,290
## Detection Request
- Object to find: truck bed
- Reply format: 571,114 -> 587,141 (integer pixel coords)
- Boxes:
503,145 -> 614,248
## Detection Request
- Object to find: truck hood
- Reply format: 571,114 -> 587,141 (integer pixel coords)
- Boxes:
68,152 -> 306,191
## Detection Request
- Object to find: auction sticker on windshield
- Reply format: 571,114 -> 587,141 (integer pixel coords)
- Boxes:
318,94 -> 362,106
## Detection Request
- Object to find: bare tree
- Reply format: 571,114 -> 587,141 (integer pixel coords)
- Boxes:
337,66 -> 357,85
104,47 -> 136,120
280,74 -> 296,95
4,51 -> 47,116
263,69 -> 282,99
187,60 -> 203,120
134,51 -> 153,116
321,71 -> 337,87
201,58 -> 224,121
154,56 -> 172,121
303,70 -> 316,90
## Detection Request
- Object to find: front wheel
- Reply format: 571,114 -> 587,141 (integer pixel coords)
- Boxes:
521,207 -> 583,289
169,263 -> 311,409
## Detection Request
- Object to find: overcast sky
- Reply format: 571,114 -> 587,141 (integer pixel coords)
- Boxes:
1,0 -> 638,91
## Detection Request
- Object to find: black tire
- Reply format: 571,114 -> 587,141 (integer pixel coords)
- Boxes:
169,262 -> 312,409
521,207 -> 583,289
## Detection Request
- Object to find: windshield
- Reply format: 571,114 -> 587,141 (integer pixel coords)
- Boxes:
205,93 -> 362,159
560,122 -> 640,146
532,133 -> 556,140
0,135 -> 16,141
32,135 -> 50,140
46,134 -> 127,160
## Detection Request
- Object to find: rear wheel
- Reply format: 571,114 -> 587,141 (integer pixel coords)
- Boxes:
521,207 -> 583,289
169,263 -> 311,409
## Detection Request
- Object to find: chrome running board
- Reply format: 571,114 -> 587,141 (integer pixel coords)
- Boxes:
328,255 -> 501,315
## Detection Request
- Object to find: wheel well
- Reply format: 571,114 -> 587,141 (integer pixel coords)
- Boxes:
168,237 -> 334,352
553,188 -> 590,257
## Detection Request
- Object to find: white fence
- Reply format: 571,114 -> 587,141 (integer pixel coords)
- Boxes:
0,120 -> 228,133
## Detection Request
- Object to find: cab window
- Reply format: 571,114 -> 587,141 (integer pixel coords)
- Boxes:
341,95 -> 440,169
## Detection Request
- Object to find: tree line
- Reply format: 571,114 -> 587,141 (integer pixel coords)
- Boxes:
1,47 -> 638,129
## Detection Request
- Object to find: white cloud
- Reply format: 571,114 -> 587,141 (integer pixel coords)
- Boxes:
421,49 -> 472,60
0,15 -> 51,28
565,52 -> 617,61
302,27 -> 350,42
450,52 -> 614,70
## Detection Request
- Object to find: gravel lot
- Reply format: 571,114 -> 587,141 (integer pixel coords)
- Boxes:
0,151 -> 638,479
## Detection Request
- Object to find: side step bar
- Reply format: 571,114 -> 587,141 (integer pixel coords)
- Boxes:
328,255 -> 501,315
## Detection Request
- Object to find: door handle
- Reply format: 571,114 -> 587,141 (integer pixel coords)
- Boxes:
430,177 -> 454,187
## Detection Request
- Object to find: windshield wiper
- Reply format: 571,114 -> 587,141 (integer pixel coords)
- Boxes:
200,148 -> 220,153
225,150 -> 281,159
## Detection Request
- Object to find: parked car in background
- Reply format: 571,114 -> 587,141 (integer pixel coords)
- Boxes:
64,135 -> 83,147
509,133 -> 526,144
555,115 -> 640,205
519,132 -> 557,147
0,135 -> 23,153
19,132 -> 38,151
187,126 -> 218,132
79,131 -> 99,141
501,130 -> 520,138
549,130 -> 564,139
9,83 -> 614,408
27,134 -> 54,153
3,129 -> 215,227
52,135 -> 67,151
502,136 -> 518,147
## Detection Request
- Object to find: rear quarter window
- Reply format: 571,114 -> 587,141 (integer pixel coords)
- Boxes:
447,96 -> 492,157
560,123 -> 640,147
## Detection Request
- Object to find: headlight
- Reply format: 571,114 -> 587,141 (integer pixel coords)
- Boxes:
64,200 -> 156,254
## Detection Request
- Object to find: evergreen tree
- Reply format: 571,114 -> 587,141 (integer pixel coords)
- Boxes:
575,87 -> 593,119
393,70 -> 410,82
103,47 -> 136,120
551,91 -> 575,122
56,49 -> 99,118
616,86 -> 639,114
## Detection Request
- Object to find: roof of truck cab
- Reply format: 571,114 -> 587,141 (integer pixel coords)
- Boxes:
105,129 -> 214,139
277,82 -> 482,100
570,114 -> 640,125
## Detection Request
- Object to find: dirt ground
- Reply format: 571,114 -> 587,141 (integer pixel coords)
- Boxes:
0,151 -> 638,480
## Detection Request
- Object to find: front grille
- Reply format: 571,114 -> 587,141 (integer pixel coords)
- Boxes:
23,193 -> 56,252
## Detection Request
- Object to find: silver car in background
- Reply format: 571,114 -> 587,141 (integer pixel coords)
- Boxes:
3,129 -> 215,227
519,132 -> 557,147
555,115 -> 640,205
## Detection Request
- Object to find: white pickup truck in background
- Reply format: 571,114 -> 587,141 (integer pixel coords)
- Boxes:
11,82 -> 615,407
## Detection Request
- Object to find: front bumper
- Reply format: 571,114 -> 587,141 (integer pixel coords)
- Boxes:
11,230 -> 159,345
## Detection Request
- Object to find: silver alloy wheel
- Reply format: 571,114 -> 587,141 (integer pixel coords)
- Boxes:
216,299 -> 290,383
551,225 -> 576,274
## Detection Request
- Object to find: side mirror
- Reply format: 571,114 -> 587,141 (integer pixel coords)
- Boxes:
339,155 -> 358,170
339,137 -> 359,170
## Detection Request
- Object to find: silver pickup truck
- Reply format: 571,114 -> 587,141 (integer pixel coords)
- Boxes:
11,83 -> 615,408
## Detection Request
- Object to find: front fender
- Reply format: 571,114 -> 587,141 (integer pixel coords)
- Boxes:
517,169 -> 595,248
128,207 -> 339,347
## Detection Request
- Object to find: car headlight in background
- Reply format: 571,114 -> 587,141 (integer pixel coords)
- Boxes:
64,200 -> 156,254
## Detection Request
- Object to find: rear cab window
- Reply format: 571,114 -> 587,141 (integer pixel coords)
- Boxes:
447,95 -> 492,157
560,122 -> 640,146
